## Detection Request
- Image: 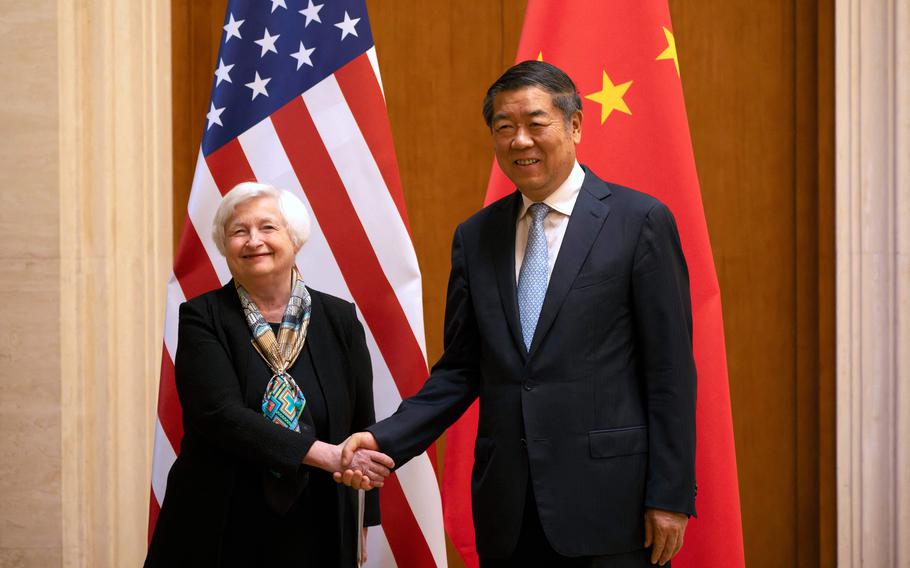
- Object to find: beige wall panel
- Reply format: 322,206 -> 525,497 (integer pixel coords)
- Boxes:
0,262 -> 62,555
0,0 -> 62,564
0,549 -> 63,567
836,0 -> 910,564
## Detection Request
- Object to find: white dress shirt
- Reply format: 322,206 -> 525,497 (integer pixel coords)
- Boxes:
515,161 -> 586,284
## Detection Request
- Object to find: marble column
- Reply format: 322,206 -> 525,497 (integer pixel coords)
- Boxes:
57,0 -> 172,566
835,0 -> 910,565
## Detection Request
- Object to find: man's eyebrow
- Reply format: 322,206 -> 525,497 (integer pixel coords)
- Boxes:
492,109 -> 551,122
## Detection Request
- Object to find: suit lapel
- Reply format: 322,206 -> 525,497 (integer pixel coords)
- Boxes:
303,291 -> 345,442
528,172 -> 612,355
491,192 -> 527,358
214,284 -> 272,409
222,301 -> 273,410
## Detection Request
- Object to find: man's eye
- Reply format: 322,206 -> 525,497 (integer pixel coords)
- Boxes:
496,124 -> 514,132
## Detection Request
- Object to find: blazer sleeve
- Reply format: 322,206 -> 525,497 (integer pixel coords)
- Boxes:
367,225 -> 481,466
345,302 -> 381,526
631,202 -> 698,516
174,299 -> 315,477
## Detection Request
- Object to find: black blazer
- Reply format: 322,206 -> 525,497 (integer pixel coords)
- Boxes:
146,282 -> 379,566
369,167 -> 696,558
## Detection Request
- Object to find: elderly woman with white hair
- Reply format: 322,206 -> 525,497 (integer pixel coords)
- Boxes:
146,182 -> 393,567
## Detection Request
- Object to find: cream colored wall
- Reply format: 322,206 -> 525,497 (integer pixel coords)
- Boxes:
0,1 -> 171,566
0,0 -> 62,565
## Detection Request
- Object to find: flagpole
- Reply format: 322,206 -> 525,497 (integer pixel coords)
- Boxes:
357,488 -> 365,566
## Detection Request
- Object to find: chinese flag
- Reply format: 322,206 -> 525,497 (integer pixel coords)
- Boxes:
441,1 -> 745,567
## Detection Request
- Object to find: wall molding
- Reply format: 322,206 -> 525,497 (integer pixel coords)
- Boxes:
835,0 -> 909,565
58,1 -> 172,565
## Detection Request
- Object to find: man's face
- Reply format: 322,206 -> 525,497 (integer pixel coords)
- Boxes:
490,86 -> 582,202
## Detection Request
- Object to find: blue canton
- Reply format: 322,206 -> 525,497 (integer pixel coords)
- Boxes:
203,0 -> 374,157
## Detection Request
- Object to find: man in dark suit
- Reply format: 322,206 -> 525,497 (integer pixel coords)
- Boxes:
340,61 -> 696,567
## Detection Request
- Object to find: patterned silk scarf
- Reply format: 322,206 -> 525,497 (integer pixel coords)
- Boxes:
236,268 -> 311,432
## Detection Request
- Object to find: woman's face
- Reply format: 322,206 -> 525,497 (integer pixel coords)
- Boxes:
223,196 -> 298,285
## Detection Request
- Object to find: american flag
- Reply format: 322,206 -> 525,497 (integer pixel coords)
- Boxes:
149,1 -> 447,566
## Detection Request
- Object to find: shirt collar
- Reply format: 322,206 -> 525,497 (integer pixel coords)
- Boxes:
519,161 -> 586,218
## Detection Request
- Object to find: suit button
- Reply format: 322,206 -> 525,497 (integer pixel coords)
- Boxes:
520,438 -> 527,449
523,381 -> 533,391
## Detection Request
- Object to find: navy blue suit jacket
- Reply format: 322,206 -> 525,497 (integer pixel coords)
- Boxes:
369,167 -> 696,558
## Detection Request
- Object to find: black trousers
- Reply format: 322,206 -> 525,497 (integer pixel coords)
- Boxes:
479,483 -> 659,568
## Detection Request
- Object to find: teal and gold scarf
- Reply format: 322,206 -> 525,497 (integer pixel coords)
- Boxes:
236,268 -> 311,432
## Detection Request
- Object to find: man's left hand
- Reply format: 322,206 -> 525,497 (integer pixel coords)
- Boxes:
644,508 -> 688,566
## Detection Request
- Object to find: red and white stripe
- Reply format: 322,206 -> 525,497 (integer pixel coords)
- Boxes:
150,48 -> 447,568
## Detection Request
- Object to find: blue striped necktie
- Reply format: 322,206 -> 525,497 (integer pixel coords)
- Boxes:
517,202 -> 551,350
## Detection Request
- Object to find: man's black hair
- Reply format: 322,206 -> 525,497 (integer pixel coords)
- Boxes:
482,60 -> 583,127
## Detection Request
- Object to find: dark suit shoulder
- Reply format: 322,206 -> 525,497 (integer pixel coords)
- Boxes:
456,191 -> 521,236
605,183 -> 664,211
306,287 -> 355,319
582,167 -> 666,215
305,287 -> 359,342
181,282 -> 236,319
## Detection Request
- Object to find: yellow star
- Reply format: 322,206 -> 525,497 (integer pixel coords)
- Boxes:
584,71 -> 632,124
536,51 -> 543,61
656,26 -> 679,77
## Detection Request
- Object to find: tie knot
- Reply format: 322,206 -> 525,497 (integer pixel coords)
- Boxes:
528,202 -> 550,223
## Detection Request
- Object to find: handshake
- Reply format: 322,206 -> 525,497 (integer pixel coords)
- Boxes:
331,432 -> 394,490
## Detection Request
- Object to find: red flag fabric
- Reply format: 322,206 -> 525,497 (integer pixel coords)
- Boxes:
442,2 -> 745,567
148,2 -> 447,566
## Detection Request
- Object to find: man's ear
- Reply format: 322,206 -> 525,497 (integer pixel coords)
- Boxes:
571,111 -> 583,143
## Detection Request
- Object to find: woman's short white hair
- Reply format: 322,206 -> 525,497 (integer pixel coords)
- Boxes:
212,182 -> 311,255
